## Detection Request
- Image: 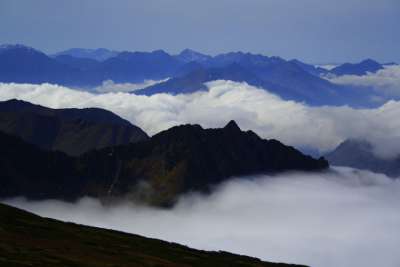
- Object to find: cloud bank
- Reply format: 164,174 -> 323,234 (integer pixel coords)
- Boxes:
1,80 -> 400,158
5,167 -> 400,267
326,65 -> 400,97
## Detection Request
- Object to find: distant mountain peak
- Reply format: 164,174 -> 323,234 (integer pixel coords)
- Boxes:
177,49 -> 211,63
151,49 -> 170,55
180,48 -> 201,54
360,58 -> 380,65
325,138 -> 400,178
330,59 -> 383,76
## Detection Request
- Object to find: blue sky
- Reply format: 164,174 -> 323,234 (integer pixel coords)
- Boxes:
0,0 -> 398,63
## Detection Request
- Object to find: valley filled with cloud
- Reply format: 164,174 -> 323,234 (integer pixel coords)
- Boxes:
6,167 -> 400,267
2,74 -> 400,267
1,1 -> 399,266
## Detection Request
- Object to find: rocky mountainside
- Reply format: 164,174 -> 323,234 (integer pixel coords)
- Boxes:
0,203 -> 307,267
0,121 -> 328,206
0,99 -> 148,156
325,139 -> 400,178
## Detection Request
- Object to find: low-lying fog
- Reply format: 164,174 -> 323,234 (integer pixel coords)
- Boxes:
5,167 -> 400,267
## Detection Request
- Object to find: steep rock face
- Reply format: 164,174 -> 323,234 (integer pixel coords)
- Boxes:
325,139 -> 400,178
0,99 -> 149,156
0,121 -> 328,206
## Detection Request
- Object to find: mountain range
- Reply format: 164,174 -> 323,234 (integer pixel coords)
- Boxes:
0,203 -> 306,267
0,44 -> 391,106
52,48 -> 119,61
0,100 -> 328,206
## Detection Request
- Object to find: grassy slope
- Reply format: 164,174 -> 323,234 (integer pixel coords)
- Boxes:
0,203 -> 307,267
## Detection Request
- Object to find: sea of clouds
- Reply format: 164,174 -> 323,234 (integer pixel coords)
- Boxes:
326,65 -> 400,97
2,78 -> 400,267
1,80 -> 400,158
5,167 -> 400,267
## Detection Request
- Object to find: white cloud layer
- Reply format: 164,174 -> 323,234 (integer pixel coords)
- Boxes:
326,65 -> 400,97
1,80 -> 400,158
5,167 -> 400,267
94,79 -> 169,93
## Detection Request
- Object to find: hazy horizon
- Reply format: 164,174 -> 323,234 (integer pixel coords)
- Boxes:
1,0 -> 399,63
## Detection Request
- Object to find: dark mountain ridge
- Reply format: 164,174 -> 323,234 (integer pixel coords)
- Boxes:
0,99 -> 148,156
0,119 -> 328,206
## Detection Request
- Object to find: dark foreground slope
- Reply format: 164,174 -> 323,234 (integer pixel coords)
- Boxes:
0,203 -> 307,267
0,99 -> 148,156
0,121 -> 328,205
